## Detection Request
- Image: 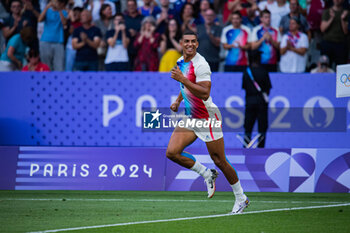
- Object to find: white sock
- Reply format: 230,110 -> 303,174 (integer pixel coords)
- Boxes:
190,161 -> 211,179
231,180 -> 246,202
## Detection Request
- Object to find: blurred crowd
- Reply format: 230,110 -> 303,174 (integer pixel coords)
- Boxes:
0,0 -> 348,72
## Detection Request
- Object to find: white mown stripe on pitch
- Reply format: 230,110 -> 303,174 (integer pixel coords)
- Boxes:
1,198 -> 347,204
27,203 -> 350,233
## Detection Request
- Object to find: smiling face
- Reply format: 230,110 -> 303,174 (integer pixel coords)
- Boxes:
181,34 -> 199,58
102,5 -> 112,18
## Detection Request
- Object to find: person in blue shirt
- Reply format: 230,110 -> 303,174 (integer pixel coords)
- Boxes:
38,0 -> 68,71
0,27 -> 34,71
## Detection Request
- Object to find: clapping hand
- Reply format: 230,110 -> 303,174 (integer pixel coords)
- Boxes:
80,32 -> 88,42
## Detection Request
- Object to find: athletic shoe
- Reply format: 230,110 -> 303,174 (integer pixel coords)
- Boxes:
231,195 -> 250,214
204,169 -> 218,198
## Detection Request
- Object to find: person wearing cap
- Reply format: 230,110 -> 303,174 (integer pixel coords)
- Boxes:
242,49 -> 272,148
310,55 -> 335,73
279,17 -> 308,73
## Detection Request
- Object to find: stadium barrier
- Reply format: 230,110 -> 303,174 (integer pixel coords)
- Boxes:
1,146 -> 349,193
0,72 -> 349,148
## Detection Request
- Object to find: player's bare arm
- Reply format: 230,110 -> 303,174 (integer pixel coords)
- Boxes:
170,91 -> 183,112
171,66 -> 211,100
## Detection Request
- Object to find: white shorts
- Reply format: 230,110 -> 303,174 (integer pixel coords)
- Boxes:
180,106 -> 223,142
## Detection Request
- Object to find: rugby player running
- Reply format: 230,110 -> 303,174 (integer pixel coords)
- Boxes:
166,30 -> 249,214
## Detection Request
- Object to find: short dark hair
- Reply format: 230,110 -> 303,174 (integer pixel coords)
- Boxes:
182,29 -> 197,39
100,4 -> 111,20
27,48 -> 40,58
260,9 -> 271,17
232,10 -> 242,18
290,16 -> 301,26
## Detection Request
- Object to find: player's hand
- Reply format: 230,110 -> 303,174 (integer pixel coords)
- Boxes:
170,101 -> 180,112
171,66 -> 185,83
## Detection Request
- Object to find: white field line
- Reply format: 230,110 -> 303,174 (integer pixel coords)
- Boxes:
1,198 -> 347,204
27,202 -> 350,233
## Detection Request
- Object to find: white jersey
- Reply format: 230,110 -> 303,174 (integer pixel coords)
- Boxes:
177,53 -> 223,142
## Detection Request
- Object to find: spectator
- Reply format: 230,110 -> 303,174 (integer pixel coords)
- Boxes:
138,0 -> 161,17
221,11 -> 251,72
94,4 -> 114,39
22,0 -> 40,29
269,0 -> 289,29
2,0 -> 31,43
250,9 -> 280,72
198,0 -> 211,23
133,16 -> 160,71
94,3 -> 114,70
158,18 -> 182,72
89,0 -> 116,21
242,4 -> 261,31
307,0 -> 325,32
21,0 -> 40,49
279,0 -> 310,37
22,48 -> 50,71
258,0 -> 277,11
310,55 -> 335,73
320,0 -> 349,67
223,0 -> 258,24
0,27 -> 34,71
72,10 -> 102,71
65,6 -> 83,71
197,8 -> 222,72
279,17 -> 309,73
154,0 -> 176,34
124,0 -> 144,70
180,3 -> 202,33
104,13 -> 130,71
38,0 -> 68,71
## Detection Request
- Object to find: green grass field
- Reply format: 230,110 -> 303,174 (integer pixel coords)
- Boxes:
1,191 -> 350,233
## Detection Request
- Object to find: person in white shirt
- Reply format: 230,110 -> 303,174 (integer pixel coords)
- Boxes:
279,17 -> 308,73
258,0 -> 277,11
268,0 -> 289,29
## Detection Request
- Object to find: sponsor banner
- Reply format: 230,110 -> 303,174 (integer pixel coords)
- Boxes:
0,147 -> 18,189
0,72 -> 349,148
166,148 -> 350,193
1,146 -> 349,193
15,147 -> 166,190
336,64 -> 350,98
